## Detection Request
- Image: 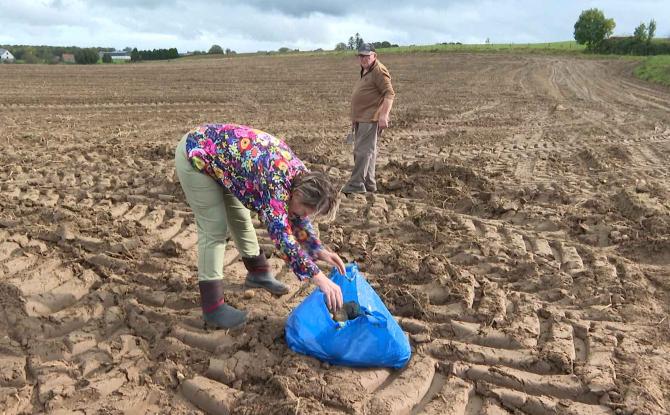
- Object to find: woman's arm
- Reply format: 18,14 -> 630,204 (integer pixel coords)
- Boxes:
290,215 -> 322,256
260,190 -> 321,281
291,216 -> 345,274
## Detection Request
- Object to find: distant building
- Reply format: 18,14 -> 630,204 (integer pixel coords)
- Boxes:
99,51 -> 131,61
0,48 -> 15,62
62,53 -> 75,63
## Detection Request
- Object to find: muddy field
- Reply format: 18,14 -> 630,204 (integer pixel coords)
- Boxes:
0,52 -> 669,414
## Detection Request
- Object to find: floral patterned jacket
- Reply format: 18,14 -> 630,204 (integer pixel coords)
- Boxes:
185,123 -> 322,280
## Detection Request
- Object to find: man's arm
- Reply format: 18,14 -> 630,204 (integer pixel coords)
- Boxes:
377,97 -> 394,129
374,66 -> 395,130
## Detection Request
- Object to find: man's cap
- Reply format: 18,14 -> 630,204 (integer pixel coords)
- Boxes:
357,43 -> 376,55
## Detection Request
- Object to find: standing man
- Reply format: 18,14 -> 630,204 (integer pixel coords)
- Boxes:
342,42 -> 395,195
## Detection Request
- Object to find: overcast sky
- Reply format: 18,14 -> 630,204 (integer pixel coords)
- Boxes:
1,0 -> 668,52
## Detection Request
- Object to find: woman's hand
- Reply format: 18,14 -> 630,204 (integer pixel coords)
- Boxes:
311,272 -> 343,311
315,249 -> 346,275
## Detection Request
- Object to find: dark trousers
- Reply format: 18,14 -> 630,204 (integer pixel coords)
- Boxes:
345,122 -> 378,192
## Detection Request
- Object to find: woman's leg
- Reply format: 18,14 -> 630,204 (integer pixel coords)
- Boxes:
175,135 -> 229,281
174,135 -> 246,328
223,193 -> 289,295
221,191 -> 259,258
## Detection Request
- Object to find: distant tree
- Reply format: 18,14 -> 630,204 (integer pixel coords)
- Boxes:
36,47 -> 54,62
346,33 -> 365,50
648,19 -> 657,42
130,47 -> 141,62
225,48 -> 236,55
335,42 -> 347,51
634,22 -> 648,42
135,48 -> 179,60
123,46 -> 133,53
10,48 -> 24,60
102,53 -> 113,63
574,8 -> 615,51
22,51 -> 39,64
485,37 -> 491,45
371,41 -> 393,49
278,47 -> 291,53
74,48 -> 99,64
354,33 -> 364,49
208,44 -> 224,54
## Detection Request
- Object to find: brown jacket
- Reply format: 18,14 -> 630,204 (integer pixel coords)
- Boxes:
351,60 -> 395,123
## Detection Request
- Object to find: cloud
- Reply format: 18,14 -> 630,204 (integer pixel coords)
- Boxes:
87,0 -> 179,9
0,1 -> 83,27
0,0 -> 668,51
239,0 -> 459,17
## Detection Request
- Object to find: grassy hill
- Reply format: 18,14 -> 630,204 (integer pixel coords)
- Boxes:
634,55 -> 670,87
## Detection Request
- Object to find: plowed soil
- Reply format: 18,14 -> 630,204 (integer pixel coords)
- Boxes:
0,53 -> 669,414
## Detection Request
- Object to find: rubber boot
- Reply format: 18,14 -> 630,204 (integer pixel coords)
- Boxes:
198,280 -> 247,329
243,250 -> 290,295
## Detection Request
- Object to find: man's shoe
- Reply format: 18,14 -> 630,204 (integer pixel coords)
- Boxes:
341,186 -> 366,195
243,250 -> 290,295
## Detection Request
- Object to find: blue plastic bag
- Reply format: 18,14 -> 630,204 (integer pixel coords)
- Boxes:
285,263 -> 411,369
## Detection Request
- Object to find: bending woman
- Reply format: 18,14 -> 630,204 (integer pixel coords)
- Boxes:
175,123 -> 345,329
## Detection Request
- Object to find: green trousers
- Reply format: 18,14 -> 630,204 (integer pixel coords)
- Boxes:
174,135 -> 260,281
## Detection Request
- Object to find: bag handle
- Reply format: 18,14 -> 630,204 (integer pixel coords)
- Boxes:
338,263 -> 358,282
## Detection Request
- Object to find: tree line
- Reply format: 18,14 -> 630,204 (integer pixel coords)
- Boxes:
334,33 -> 399,51
574,9 -> 668,55
5,16 -> 665,65
129,48 -> 179,62
0,45 -> 115,64
0,45 -> 182,64
205,45 -> 237,55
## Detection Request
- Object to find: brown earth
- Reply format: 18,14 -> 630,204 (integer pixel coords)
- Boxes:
0,53 -> 668,414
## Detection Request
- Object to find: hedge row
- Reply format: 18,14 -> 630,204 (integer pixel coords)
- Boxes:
595,37 -> 670,55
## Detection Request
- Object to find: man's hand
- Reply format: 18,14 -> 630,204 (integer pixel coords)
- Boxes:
377,97 -> 394,133
315,249 -> 346,275
312,272 -> 343,311
378,113 -> 390,130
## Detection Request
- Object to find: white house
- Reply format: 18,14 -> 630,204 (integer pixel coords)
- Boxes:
99,51 -> 131,61
0,48 -> 15,62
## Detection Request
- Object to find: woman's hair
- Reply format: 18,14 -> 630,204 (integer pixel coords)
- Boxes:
292,170 -> 340,222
